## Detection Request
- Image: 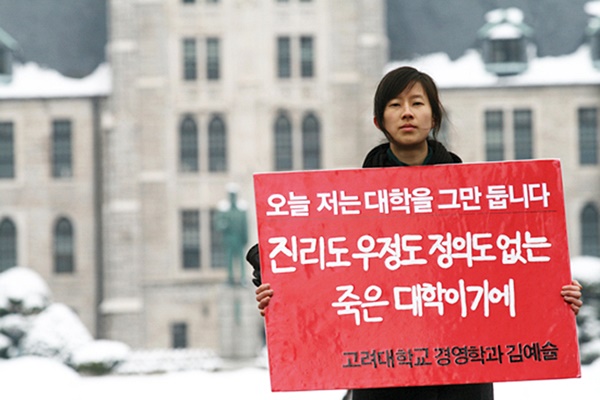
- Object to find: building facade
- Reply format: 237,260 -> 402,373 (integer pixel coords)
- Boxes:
101,0 -> 387,352
2,0 -> 600,356
0,93 -> 105,333
424,6 -> 600,261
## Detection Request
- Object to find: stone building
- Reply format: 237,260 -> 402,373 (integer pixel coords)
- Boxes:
106,0 -> 386,352
2,0 -> 600,357
400,5 -> 600,259
0,0 -> 387,356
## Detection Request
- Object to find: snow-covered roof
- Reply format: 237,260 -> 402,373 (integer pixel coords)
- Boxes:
478,8 -> 533,39
0,62 -> 110,99
387,44 -> 600,89
586,0 -> 600,17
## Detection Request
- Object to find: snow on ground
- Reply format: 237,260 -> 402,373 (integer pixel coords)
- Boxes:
0,356 -> 598,400
571,256 -> 600,283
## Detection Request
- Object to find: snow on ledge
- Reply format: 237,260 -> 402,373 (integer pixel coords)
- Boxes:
387,45 -> 600,89
0,62 -> 111,99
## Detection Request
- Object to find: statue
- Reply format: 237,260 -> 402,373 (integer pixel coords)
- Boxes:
216,184 -> 248,286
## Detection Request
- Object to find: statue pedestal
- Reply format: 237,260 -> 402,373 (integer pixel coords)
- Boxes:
217,283 -> 263,359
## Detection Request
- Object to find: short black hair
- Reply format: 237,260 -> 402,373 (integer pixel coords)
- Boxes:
373,66 -> 444,141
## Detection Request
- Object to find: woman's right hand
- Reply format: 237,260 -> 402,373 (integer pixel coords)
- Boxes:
255,283 -> 274,317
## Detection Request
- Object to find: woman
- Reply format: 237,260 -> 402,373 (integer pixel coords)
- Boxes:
247,66 -> 583,400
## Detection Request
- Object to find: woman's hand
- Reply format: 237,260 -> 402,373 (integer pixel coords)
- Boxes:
256,283 -> 274,317
561,280 -> 583,316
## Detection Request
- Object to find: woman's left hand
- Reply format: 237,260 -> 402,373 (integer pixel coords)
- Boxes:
561,280 -> 583,315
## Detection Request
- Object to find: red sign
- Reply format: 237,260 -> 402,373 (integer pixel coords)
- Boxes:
253,159 -> 581,392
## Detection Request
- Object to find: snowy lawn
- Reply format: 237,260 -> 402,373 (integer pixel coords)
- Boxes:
1,258 -> 598,399
0,356 -> 598,400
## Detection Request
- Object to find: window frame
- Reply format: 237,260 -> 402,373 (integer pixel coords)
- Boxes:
208,115 -> 227,172
181,210 -> 201,269
301,112 -> 321,169
54,217 -> 75,273
277,36 -> 291,79
581,203 -> 600,256
171,322 -> 188,349
179,115 -> 199,172
52,119 -> 73,178
206,37 -> 220,80
0,218 -> 17,272
183,38 -> 198,81
578,107 -> 598,165
300,36 -> 314,78
0,121 -> 15,178
513,109 -> 533,160
485,109 -> 504,161
274,113 -> 293,171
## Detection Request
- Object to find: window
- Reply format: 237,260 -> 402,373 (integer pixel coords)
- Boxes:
300,36 -> 314,78
513,109 -> 533,160
54,218 -> 74,273
181,210 -> 200,269
274,114 -> 293,171
179,116 -> 199,172
206,38 -> 220,80
183,38 -> 197,81
485,110 -> 504,161
581,203 -> 600,256
277,37 -> 291,78
0,122 -> 14,178
488,39 -> 525,64
210,209 -> 226,268
579,107 -> 598,165
482,37 -> 528,76
208,115 -> 227,172
52,120 -> 73,178
171,322 -> 188,349
302,113 -> 320,169
0,218 -> 16,272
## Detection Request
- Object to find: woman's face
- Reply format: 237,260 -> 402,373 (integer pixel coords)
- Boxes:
380,81 -> 433,153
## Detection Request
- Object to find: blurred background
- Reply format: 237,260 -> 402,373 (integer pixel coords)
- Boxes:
0,0 -> 599,397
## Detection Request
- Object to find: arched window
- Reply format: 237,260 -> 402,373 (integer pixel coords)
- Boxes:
274,114 -> 292,171
302,113 -> 320,170
0,218 -> 16,272
208,115 -> 227,172
581,203 -> 600,256
54,217 -> 75,273
179,116 -> 199,172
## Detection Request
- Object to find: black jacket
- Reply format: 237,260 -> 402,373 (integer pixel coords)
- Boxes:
246,242 -> 261,287
246,140 -> 494,400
